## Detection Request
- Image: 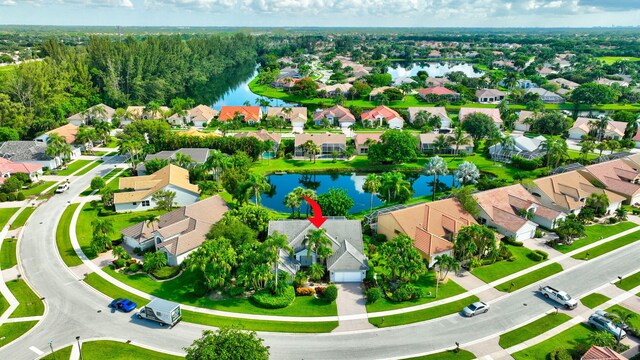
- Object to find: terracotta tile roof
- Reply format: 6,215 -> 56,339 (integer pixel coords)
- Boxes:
418,87 -> 458,96
459,108 -> 502,124
633,129 -> 640,142
46,123 -> 79,144
354,133 -> 382,146
114,164 -> 199,204
361,106 -> 402,121
516,110 -> 535,125
234,129 -> 281,144
582,159 -> 640,198
294,132 -> 346,147
582,346 -> 627,360
532,171 -> 626,211
571,117 -> 627,138
217,106 -> 261,122
0,158 -> 43,174
313,105 -> 355,123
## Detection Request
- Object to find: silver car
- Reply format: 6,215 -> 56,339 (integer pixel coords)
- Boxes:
588,311 -> 626,339
462,301 -> 489,317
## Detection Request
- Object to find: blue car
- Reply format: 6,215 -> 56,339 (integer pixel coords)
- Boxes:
109,298 -> 137,313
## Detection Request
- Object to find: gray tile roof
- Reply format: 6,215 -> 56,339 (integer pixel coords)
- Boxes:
0,141 -> 52,162
327,241 -> 368,272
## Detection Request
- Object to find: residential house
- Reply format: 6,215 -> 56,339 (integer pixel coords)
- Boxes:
267,107 -> 308,128
474,185 -> 565,241
176,129 -> 222,138
167,105 -> 218,127
568,117 -> 627,140
125,106 -> 170,122
361,106 -> 404,129
489,134 -> 547,163
632,129 -> 640,148
459,108 -> 503,128
35,124 -> 86,156
0,158 -> 43,183
418,133 -> 474,154
392,77 -> 416,87
318,83 -> 353,97
272,76 -> 300,89
476,89 -> 506,103
354,133 -> 381,155
67,103 -> 115,126
217,106 -> 262,124
525,88 -> 564,104
113,164 -> 200,213
235,130 -> 282,156
537,67 -> 558,76
425,77 -> 453,87
376,199 -> 477,266
580,159 -> 640,205
596,78 -> 629,87
294,133 -> 346,159
514,110 -> 536,132
527,170 -> 625,215
549,78 -> 580,95
581,346 -> 627,360
407,107 -> 452,130
313,106 -> 355,128
368,86 -> 392,101
120,196 -> 229,266
0,141 -> 62,170
267,219 -> 369,283
417,87 -> 460,100
137,148 -> 210,175
428,49 -> 441,58
515,79 -> 538,89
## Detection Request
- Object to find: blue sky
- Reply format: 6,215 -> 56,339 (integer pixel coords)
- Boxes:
0,0 -> 639,27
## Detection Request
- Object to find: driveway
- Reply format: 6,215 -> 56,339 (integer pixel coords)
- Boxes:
333,283 -> 374,332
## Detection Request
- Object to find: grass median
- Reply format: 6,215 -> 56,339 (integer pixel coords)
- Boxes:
9,207 -> 36,230
83,340 -> 181,360
0,208 -> 18,229
554,222 -> 637,253
6,279 -> 44,318
403,349 -> 476,360
572,229 -> 640,260
0,293 -> 9,317
369,295 -> 479,328
615,270 -> 640,291
56,160 -> 94,176
495,263 -> 563,293
499,313 -> 571,349
0,321 -> 38,348
56,203 -> 83,267
580,293 -> 610,309
0,238 -> 17,269
75,160 -> 104,176
41,346 -> 72,360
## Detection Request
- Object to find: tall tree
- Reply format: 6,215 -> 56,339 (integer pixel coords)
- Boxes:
379,234 -> 426,283
184,328 -> 269,360
302,228 -> 334,264
363,173 -> 382,213
424,156 -> 449,201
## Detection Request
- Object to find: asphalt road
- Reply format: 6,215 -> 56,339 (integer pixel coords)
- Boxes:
2,157 -> 640,360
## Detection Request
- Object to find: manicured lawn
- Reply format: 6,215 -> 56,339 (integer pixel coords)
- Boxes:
555,222 -> 637,253
105,139 -> 119,148
82,340 -> 182,360
0,321 -> 38,348
75,160 -> 104,176
512,323 -> 594,360
0,207 -> 18,229
105,169 -> 132,191
495,263 -> 563,293
0,293 -> 9,317
56,204 -> 83,267
41,346 -> 72,360
606,305 -> 640,331
598,56 -> 640,65
6,279 -> 44,318
572,230 -> 640,260
84,272 -> 149,306
56,160 -> 94,176
76,203 -> 166,259
0,238 -> 17,269
368,295 -> 479,328
615,270 -> 640,291
22,181 -> 56,197
9,207 -> 36,230
580,293 -> 610,309
366,272 -> 467,312
499,313 -> 572,349
472,245 -> 543,283
103,266 -> 337,317
403,349 -> 476,360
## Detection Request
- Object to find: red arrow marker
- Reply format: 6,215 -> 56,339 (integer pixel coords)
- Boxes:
303,196 -> 328,228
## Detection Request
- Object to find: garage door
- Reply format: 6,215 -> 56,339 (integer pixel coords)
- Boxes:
333,271 -> 362,283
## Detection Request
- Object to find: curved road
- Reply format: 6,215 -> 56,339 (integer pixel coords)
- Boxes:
2,158 -> 640,359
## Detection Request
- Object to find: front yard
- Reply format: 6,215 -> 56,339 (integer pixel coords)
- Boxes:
494,263 -> 563,293
0,208 -> 18,229
511,323 -> 594,360
572,229 -> 640,260
56,159 -> 94,176
554,222 -> 637,253
580,293 -> 610,309
471,245 -> 545,283
22,181 -> 56,197
499,313 -> 571,349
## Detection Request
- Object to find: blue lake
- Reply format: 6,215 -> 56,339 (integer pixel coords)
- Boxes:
210,68 -> 292,110
260,172 -> 457,214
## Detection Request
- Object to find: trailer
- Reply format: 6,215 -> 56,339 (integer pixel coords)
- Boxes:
137,298 -> 181,326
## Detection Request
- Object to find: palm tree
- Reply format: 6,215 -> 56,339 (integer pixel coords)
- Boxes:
112,246 -> 130,261
93,120 -> 112,144
204,150 -> 229,184
542,138 -> 569,172
596,141 -> 609,157
433,135 -> 451,154
580,140 -> 595,164
262,231 -> 292,293
247,173 -> 271,206
615,207 -> 628,221
302,140 -> 320,163
303,228 -> 334,264
610,308 -> 635,346
454,161 -> 480,186
589,117 -> 610,141
145,215 -> 160,230
308,263 -> 325,282
301,188 -> 316,218
144,101 -> 162,119
586,193 -> 610,217
380,171 -> 413,203
173,152 -> 195,169
434,254 -> 461,282
263,139 -> 276,165
284,191 -> 301,218
450,127 -> 471,157
363,173 -> 382,213
92,218 -> 114,249
119,139 -> 143,172
75,127 -> 97,152
45,133 -> 67,161
424,156 -> 449,201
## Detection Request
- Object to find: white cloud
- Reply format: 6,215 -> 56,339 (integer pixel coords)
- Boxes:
4,0 -> 134,7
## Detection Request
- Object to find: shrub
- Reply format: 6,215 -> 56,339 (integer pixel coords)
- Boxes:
324,284 -> 338,303
16,192 -> 25,201
133,247 -> 142,255
534,250 -> 549,260
90,177 -> 106,191
609,217 -> 619,224
113,258 -> 126,269
376,233 -> 387,243
151,266 -> 180,280
293,272 -> 308,288
315,286 -> 326,296
252,285 -> 295,309
367,243 -> 377,255
6,193 -> 15,202
534,229 -> 544,238
295,287 -> 316,296
511,156 -> 543,170
128,263 -> 140,272
228,286 -> 245,297
390,283 -> 423,302
632,208 -> 640,215
550,348 -> 572,360
0,193 -> 7,202
366,287 -> 382,304
527,252 -> 544,262
502,236 -> 523,247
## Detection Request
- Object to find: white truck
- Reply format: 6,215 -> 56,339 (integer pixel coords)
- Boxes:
539,285 -> 578,309
137,298 -> 181,326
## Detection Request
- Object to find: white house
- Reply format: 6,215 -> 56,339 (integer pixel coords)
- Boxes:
67,103 -> 116,126
361,106 -> 404,129
0,141 -> 63,170
568,117 -> 627,140
407,107 -> 452,130
167,105 -> 218,127
312,105 -> 355,128
113,164 -> 200,213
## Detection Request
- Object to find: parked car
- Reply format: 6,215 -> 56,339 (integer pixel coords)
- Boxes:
539,285 -> 578,309
588,311 -> 626,339
55,183 -> 69,193
109,298 -> 137,313
462,301 -> 490,317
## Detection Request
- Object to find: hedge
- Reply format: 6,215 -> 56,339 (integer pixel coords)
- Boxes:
252,285 -> 295,309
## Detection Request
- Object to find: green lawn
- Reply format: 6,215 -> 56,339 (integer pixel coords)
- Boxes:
56,160 -> 94,176
84,272 -> 149,306
82,341 -> 182,360
369,295 -> 479,328
0,321 -> 38,348
105,169 -> 132,191
572,230 -> 640,260
580,293 -> 610,309
103,266 -> 337,317
22,181 -> 56,197
554,222 -> 637,253
75,160 -> 104,176
598,56 -> 640,65
76,203 -> 166,259
104,139 -> 119,148
9,207 -> 36,230
366,272 -> 467,313
615,270 -> 640,291
0,293 -> 9,317
0,238 -> 17,269
495,263 -> 563,293
41,346 -> 73,360
0,208 -> 18,229
403,350 -> 476,360
606,305 -> 640,331
472,245 -> 543,283
80,168 -> 121,196
6,279 -> 44,318
499,313 -> 572,349
56,204 -> 83,267
512,323 -> 594,360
